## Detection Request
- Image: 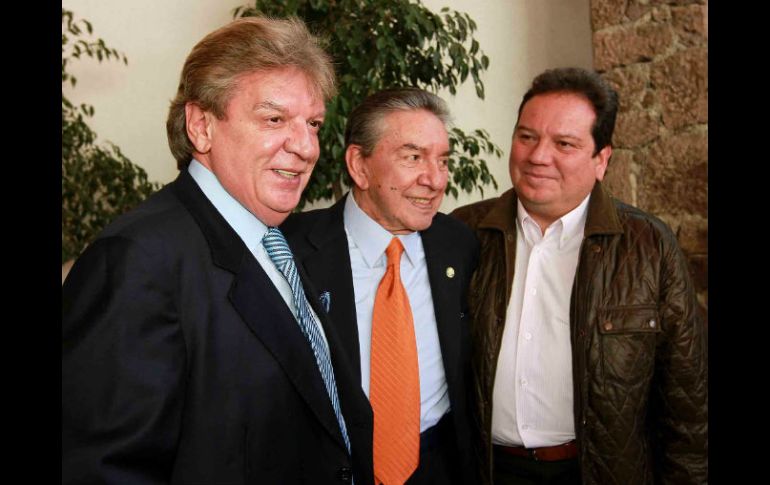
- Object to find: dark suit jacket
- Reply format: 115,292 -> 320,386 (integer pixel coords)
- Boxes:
281,194 -> 480,485
62,171 -> 374,485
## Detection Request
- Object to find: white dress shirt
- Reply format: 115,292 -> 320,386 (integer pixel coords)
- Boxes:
188,159 -> 327,344
343,193 -> 449,432
491,195 -> 590,448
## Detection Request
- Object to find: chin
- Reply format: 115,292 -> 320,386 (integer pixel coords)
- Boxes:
518,186 -> 553,203
409,218 -> 434,232
271,194 -> 302,212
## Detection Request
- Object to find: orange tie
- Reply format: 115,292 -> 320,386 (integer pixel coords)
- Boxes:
370,238 -> 420,485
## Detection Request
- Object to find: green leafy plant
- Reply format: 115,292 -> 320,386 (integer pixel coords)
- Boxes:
234,0 -> 502,205
62,9 -> 160,263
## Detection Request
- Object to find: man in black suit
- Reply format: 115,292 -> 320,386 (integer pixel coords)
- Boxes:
62,17 -> 372,485
282,88 -> 479,485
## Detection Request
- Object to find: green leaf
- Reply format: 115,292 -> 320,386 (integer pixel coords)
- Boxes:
62,9 -> 155,262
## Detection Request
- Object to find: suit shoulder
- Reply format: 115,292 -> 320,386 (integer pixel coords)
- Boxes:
100,186 -> 188,236
86,184 -> 203,262
428,213 -> 480,265
281,206 -> 333,237
432,212 -> 476,242
450,195 -> 504,230
613,199 -> 679,247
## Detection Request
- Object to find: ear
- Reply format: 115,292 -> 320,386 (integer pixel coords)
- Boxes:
594,145 -> 611,181
185,102 -> 214,155
345,145 -> 370,190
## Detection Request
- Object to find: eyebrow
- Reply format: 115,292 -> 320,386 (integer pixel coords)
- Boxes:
401,143 -> 451,157
515,125 -> 582,141
254,101 -> 285,112
254,100 -> 326,120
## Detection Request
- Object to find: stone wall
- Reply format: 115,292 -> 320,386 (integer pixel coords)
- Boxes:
590,0 -> 708,316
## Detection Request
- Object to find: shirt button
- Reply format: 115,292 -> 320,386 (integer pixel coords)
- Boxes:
532,288 -> 538,295
591,244 -> 602,253
337,467 -> 352,483
603,321 -> 613,331
525,332 -> 532,340
648,319 -> 656,328
521,378 -> 528,386
522,424 -> 530,430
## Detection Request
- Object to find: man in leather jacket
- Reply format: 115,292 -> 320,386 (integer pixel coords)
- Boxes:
451,67 -> 707,485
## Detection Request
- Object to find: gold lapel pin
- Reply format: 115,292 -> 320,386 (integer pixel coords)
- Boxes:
446,266 -> 455,278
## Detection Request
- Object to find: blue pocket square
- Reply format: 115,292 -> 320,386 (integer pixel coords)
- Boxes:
319,291 -> 331,313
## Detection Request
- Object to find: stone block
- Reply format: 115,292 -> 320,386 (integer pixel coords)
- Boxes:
603,64 -> 651,112
626,0 -> 653,22
614,109 -> 661,148
672,4 -> 707,35
674,214 -> 708,255
637,128 -> 708,217
671,4 -> 708,46
650,0 -> 704,5
651,5 -> 672,22
591,0 -> 629,31
594,23 -> 674,71
650,47 -> 707,129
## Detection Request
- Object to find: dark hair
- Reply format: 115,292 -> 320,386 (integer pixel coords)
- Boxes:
344,87 -> 450,156
517,67 -> 618,156
166,16 -> 336,168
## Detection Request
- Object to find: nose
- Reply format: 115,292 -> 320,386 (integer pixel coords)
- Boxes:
284,121 -> 318,161
418,159 -> 448,191
528,139 -> 552,165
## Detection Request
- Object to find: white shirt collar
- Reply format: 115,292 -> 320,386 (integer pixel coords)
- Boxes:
343,192 -> 421,268
188,159 -> 268,252
516,193 -> 590,250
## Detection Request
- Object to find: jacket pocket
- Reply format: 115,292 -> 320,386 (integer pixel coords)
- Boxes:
597,305 -> 660,386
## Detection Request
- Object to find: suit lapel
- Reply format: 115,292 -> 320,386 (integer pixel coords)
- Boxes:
297,197 -> 363,382
420,220 -> 463,402
300,263 -> 373,430
172,171 -> 347,450
230,258 -> 347,449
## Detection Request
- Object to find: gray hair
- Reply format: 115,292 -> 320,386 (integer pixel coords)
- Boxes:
344,87 -> 451,157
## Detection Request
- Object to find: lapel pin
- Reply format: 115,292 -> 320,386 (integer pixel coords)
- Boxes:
446,267 -> 455,278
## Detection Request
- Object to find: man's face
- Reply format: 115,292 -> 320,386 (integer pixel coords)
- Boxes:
349,109 -> 449,234
190,66 -> 325,227
510,92 -> 610,228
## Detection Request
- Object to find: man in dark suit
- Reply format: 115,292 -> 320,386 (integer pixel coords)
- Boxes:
62,17 -> 372,485
282,88 -> 479,485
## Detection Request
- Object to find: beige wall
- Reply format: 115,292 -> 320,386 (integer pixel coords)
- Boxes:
63,0 -> 592,212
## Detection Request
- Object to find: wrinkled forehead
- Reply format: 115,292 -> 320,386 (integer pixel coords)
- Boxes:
226,66 -> 326,108
376,108 -> 447,143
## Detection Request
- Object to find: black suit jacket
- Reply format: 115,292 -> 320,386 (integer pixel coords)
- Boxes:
281,194 -> 479,485
62,171 -> 374,485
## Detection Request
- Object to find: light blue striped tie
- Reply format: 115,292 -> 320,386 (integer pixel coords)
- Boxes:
262,227 -> 351,455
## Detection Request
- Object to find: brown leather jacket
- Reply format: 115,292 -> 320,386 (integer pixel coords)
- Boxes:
451,183 -> 707,485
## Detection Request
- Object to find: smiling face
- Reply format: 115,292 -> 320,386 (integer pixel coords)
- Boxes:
510,92 -> 611,230
347,109 -> 449,234
186,66 -> 325,226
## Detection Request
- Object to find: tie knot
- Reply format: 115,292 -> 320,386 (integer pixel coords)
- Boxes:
262,227 -> 292,265
385,238 -> 404,266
